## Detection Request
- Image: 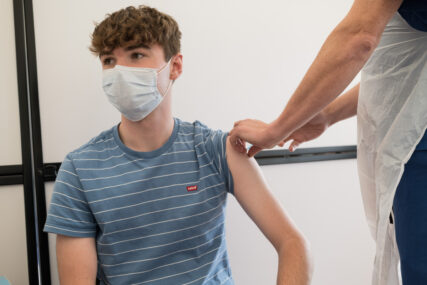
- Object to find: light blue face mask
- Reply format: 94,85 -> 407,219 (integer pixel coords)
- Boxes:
102,60 -> 172,121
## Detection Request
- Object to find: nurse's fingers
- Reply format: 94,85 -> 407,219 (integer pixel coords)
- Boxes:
233,120 -> 243,127
248,145 -> 262,157
289,140 -> 301,152
229,131 -> 247,154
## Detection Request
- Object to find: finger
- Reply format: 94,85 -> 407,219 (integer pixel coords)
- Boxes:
233,120 -> 244,127
232,137 -> 246,154
282,136 -> 292,144
236,138 -> 247,154
228,129 -> 239,146
248,145 -> 262,157
289,140 -> 300,152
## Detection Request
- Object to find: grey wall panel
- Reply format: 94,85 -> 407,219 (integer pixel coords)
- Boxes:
0,0 -> 22,166
0,185 -> 29,285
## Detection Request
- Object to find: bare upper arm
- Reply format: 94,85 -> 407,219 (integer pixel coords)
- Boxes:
225,137 -> 306,250
56,234 -> 97,285
342,0 -> 403,39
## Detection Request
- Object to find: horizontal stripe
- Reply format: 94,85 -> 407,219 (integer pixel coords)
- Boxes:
47,214 -> 95,225
75,146 -> 119,154
174,140 -> 194,144
44,224 -> 95,234
220,276 -> 231,285
131,253 -> 227,285
59,169 -> 78,176
75,150 -> 206,171
73,153 -> 125,161
99,190 -> 225,224
107,244 -> 222,278
94,181 -> 224,214
101,233 -> 224,267
101,196 -> 225,237
100,223 -> 224,256
56,180 -> 84,192
98,211 -> 223,246
183,267 -> 227,285
76,157 -> 147,171
89,172 -> 218,204
86,169 -> 200,192
80,160 -> 197,181
177,132 -> 204,137
50,202 -> 91,214
161,149 -> 194,156
90,137 -> 114,145
54,191 -> 87,204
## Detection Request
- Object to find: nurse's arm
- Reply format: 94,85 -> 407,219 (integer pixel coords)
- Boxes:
269,0 -> 401,142
226,137 -> 313,285
230,0 -> 402,156
284,83 -> 359,151
56,234 -> 97,285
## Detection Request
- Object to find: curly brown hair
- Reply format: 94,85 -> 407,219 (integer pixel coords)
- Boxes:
90,6 -> 181,60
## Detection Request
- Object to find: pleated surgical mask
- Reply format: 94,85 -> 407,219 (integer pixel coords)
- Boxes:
102,59 -> 173,121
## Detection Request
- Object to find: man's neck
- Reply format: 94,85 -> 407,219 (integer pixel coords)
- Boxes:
118,105 -> 175,153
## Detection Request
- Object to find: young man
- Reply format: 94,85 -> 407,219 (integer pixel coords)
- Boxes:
44,6 -> 312,285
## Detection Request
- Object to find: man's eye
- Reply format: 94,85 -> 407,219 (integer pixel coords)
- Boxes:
103,58 -> 114,65
131,52 -> 144,59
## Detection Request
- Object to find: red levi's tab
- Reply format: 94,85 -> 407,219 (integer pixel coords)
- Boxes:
187,185 -> 198,192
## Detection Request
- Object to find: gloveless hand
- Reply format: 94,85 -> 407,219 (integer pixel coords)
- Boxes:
229,119 -> 284,157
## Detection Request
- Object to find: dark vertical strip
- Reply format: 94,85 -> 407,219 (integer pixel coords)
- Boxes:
13,0 -> 51,284
22,0 -> 51,283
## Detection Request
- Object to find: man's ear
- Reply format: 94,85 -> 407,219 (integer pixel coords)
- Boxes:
170,53 -> 183,80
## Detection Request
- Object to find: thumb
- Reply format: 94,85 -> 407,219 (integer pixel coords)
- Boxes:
248,145 -> 262,157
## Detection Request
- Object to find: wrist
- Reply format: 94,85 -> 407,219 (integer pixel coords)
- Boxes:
268,119 -> 288,144
321,107 -> 335,127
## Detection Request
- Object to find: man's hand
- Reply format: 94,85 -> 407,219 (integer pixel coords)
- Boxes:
282,111 -> 330,152
229,119 -> 283,157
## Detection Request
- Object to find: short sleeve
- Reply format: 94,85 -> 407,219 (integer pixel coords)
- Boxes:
198,123 -> 234,195
44,154 -> 97,237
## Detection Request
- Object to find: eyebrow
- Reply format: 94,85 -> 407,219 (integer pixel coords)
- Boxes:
125,44 -> 150,51
99,44 -> 151,57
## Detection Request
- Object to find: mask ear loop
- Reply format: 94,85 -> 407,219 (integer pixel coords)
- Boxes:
157,57 -> 174,97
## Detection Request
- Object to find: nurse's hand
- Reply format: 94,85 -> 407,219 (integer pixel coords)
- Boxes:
229,119 -> 283,157
282,111 -> 329,152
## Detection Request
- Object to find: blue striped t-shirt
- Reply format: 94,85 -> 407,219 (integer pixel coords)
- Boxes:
44,118 -> 235,285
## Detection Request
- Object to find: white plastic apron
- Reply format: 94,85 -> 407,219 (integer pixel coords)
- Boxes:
358,13 -> 427,285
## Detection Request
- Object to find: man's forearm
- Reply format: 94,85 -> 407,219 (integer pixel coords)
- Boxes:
277,238 -> 313,285
323,83 -> 359,127
269,0 -> 401,142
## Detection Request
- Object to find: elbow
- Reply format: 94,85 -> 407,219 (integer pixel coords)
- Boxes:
282,234 -> 312,259
346,32 -> 379,62
279,233 -> 314,271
